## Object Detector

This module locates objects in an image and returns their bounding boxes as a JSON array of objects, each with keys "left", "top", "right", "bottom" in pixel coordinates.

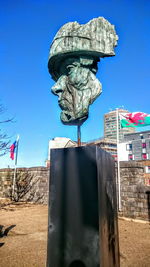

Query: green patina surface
[{"left": 48, "top": 17, "right": 118, "bottom": 125}]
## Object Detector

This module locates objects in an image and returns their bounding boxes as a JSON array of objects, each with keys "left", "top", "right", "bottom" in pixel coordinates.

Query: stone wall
[
  {"left": 0, "top": 167, "right": 49, "bottom": 204},
  {"left": 119, "top": 161, "right": 150, "bottom": 221},
  {"left": 0, "top": 162, "right": 150, "bottom": 221}
]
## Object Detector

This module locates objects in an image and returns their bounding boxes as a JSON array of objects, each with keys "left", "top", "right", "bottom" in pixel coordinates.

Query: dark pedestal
[{"left": 47, "top": 146, "right": 120, "bottom": 267}]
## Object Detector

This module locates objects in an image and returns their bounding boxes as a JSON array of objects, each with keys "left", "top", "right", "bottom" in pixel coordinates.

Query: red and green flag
[{"left": 120, "top": 112, "right": 150, "bottom": 128}]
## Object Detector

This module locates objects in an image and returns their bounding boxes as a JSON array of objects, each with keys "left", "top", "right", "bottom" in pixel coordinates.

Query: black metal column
[{"left": 47, "top": 146, "right": 120, "bottom": 267}]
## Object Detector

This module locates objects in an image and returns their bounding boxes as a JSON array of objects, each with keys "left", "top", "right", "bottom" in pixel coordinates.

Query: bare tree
[
  {"left": 0, "top": 104, "right": 13, "bottom": 156},
  {"left": 8, "top": 171, "right": 44, "bottom": 203},
  {"left": 11, "top": 171, "right": 35, "bottom": 202}
]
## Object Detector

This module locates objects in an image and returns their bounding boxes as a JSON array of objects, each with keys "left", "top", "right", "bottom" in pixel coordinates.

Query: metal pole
[
  {"left": 12, "top": 135, "right": 19, "bottom": 198},
  {"left": 77, "top": 125, "right": 81, "bottom": 146},
  {"left": 12, "top": 166, "right": 17, "bottom": 199},
  {"left": 116, "top": 109, "right": 121, "bottom": 211}
]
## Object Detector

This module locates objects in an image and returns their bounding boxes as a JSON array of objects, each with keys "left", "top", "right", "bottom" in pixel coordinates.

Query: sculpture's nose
[
  {"left": 51, "top": 76, "right": 64, "bottom": 100},
  {"left": 51, "top": 83, "right": 62, "bottom": 96}
]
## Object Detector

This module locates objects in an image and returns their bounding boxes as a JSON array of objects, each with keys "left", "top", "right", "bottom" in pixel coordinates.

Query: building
[
  {"left": 84, "top": 138, "right": 117, "bottom": 160},
  {"left": 46, "top": 137, "right": 117, "bottom": 167},
  {"left": 118, "top": 130, "right": 150, "bottom": 162},
  {"left": 104, "top": 109, "right": 135, "bottom": 141},
  {"left": 46, "top": 137, "right": 77, "bottom": 167},
  {"left": 122, "top": 130, "right": 150, "bottom": 161},
  {"left": 118, "top": 131, "right": 150, "bottom": 186}
]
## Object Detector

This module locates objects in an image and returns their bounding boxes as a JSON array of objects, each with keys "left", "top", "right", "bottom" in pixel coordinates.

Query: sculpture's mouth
[
  {"left": 61, "top": 110, "right": 88, "bottom": 126},
  {"left": 58, "top": 98, "right": 71, "bottom": 109},
  {"left": 61, "top": 110, "right": 73, "bottom": 122},
  {"left": 63, "top": 112, "right": 71, "bottom": 121}
]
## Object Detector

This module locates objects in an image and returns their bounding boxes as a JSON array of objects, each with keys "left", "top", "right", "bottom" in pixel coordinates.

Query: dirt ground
[{"left": 0, "top": 203, "right": 150, "bottom": 267}]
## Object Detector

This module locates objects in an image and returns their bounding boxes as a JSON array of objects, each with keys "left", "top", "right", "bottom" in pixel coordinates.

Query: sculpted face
[
  {"left": 48, "top": 18, "right": 118, "bottom": 125},
  {"left": 51, "top": 57, "right": 102, "bottom": 125}
]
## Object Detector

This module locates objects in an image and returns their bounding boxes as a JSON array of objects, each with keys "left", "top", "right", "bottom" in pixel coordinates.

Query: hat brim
[{"left": 48, "top": 50, "right": 114, "bottom": 81}]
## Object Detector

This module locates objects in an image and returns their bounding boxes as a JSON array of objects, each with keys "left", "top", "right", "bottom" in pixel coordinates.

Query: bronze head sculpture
[{"left": 48, "top": 17, "right": 118, "bottom": 125}]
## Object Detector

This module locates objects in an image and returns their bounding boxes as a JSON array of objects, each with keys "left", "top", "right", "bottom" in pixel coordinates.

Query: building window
[
  {"left": 128, "top": 154, "right": 133, "bottom": 161},
  {"left": 126, "top": 143, "right": 132, "bottom": 150},
  {"left": 142, "top": 153, "right": 147, "bottom": 160},
  {"left": 142, "top": 143, "right": 146, "bottom": 148}
]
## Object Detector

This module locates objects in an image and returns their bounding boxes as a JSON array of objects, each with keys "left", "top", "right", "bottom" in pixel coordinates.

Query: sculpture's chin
[{"left": 61, "top": 111, "right": 88, "bottom": 126}]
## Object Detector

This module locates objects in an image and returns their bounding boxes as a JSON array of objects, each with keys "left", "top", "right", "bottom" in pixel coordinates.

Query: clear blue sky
[{"left": 0, "top": 0, "right": 150, "bottom": 167}]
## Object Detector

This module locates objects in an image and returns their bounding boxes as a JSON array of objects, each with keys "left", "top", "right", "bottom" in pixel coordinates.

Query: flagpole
[
  {"left": 116, "top": 109, "right": 121, "bottom": 211},
  {"left": 12, "top": 135, "right": 19, "bottom": 199}
]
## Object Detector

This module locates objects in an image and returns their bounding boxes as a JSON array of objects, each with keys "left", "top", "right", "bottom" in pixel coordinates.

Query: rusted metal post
[{"left": 77, "top": 125, "right": 81, "bottom": 146}]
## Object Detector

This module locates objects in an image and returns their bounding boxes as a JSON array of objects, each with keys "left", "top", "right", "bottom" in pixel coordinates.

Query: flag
[
  {"left": 120, "top": 112, "right": 150, "bottom": 128},
  {"left": 10, "top": 141, "right": 17, "bottom": 160}
]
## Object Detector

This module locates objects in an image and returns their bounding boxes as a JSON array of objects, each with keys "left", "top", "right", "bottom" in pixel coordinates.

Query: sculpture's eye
[{"left": 67, "top": 64, "right": 74, "bottom": 74}]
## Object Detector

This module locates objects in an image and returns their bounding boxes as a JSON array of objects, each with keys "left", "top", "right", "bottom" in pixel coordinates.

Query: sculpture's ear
[{"left": 66, "top": 64, "right": 74, "bottom": 75}]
